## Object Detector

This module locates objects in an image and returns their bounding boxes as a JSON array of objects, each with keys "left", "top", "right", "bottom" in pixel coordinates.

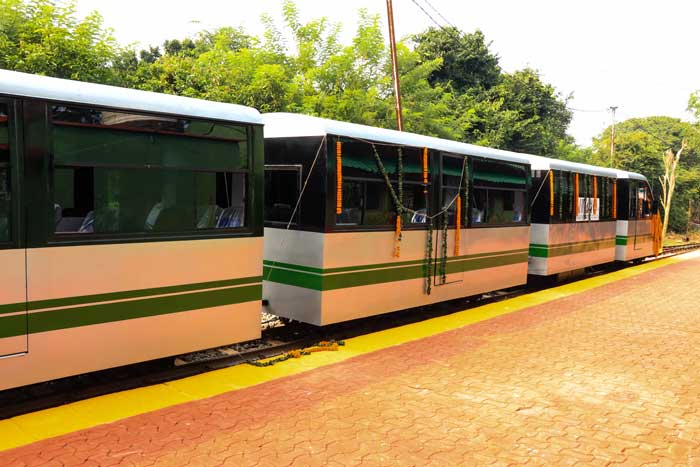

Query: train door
[{"left": 0, "top": 99, "right": 28, "bottom": 357}]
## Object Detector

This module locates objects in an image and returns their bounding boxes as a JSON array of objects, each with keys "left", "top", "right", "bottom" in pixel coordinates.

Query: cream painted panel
[
  {"left": 320, "top": 263, "right": 527, "bottom": 325},
  {"left": 322, "top": 226, "right": 530, "bottom": 270},
  {"left": 546, "top": 248, "right": 616, "bottom": 275},
  {"left": 264, "top": 228, "right": 325, "bottom": 269},
  {"left": 0, "top": 302, "right": 260, "bottom": 390},
  {"left": 0, "top": 336, "right": 26, "bottom": 357},
  {"left": 0, "top": 249, "right": 25, "bottom": 307},
  {"left": 548, "top": 221, "right": 616, "bottom": 245},
  {"left": 27, "top": 237, "right": 262, "bottom": 302},
  {"left": 0, "top": 249, "right": 27, "bottom": 356}
]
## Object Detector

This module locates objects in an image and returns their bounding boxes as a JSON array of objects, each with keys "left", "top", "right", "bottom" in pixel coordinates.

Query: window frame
[
  {"left": 330, "top": 141, "right": 434, "bottom": 233},
  {"left": 0, "top": 98, "right": 20, "bottom": 250},
  {"left": 45, "top": 102, "right": 258, "bottom": 245},
  {"left": 264, "top": 164, "right": 302, "bottom": 227},
  {"left": 469, "top": 157, "right": 529, "bottom": 229}
]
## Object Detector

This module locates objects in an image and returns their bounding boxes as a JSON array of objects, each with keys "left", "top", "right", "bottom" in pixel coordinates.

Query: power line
[
  {"left": 566, "top": 107, "right": 608, "bottom": 113},
  {"left": 420, "top": 0, "right": 456, "bottom": 30},
  {"left": 408, "top": 0, "right": 444, "bottom": 31}
]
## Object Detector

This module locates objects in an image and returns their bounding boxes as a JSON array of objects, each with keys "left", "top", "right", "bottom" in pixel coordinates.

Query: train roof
[
  {"left": 522, "top": 154, "right": 620, "bottom": 178},
  {"left": 262, "top": 113, "right": 532, "bottom": 165},
  {"left": 0, "top": 69, "right": 263, "bottom": 125},
  {"left": 611, "top": 169, "right": 648, "bottom": 182}
]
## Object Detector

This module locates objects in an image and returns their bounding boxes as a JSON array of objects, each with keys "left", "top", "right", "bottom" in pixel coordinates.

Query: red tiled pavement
[{"left": 3, "top": 256, "right": 700, "bottom": 466}]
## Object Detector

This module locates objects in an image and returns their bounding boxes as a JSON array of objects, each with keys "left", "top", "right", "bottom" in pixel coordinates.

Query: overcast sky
[{"left": 75, "top": 0, "right": 699, "bottom": 146}]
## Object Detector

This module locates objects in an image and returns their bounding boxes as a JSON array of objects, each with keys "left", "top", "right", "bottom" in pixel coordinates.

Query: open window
[
  {"left": 334, "top": 141, "right": 428, "bottom": 228},
  {"left": 265, "top": 165, "right": 301, "bottom": 225},
  {"left": 470, "top": 158, "right": 528, "bottom": 226},
  {"left": 440, "top": 154, "right": 466, "bottom": 226}
]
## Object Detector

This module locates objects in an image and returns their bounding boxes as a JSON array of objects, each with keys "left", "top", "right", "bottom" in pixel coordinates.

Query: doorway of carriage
[{"left": 0, "top": 99, "right": 28, "bottom": 357}]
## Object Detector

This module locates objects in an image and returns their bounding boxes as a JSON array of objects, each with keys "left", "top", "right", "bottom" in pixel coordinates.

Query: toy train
[{"left": 0, "top": 70, "right": 661, "bottom": 390}]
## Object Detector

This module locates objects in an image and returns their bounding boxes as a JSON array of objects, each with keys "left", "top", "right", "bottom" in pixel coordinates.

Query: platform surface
[{"left": 2, "top": 251, "right": 700, "bottom": 466}]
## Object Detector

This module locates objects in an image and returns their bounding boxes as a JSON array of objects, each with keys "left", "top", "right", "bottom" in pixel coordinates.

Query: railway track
[{"left": 1, "top": 243, "right": 698, "bottom": 420}]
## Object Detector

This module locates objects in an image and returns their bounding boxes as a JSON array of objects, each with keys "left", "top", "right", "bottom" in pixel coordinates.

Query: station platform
[{"left": 1, "top": 251, "right": 700, "bottom": 466}]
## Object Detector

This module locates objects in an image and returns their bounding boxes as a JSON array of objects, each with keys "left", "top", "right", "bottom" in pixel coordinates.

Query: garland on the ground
[{"left": 247, "top": 340, "right": 346, "bottom": 367}]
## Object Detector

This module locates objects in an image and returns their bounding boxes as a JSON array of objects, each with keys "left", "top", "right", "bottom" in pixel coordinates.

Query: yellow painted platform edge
[{"left": 0, "top": 252, "right": 693, "bottom": 452}]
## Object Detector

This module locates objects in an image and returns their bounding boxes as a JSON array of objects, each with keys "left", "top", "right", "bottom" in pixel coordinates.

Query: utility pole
[
  {"left": 386, "top": 0, "right": 404, "bottom": 131},
  {"left": 609, "top": 106, "right": 618, "bottom": 167}
]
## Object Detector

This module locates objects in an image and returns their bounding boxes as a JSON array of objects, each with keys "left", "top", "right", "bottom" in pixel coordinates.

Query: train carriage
[
  {"left": 527, "top": 156, "right": 619, "bottom": 277},
  {"left": 262, "top": 113, "right": 532, "bottom": 326},
  {"left": 613, "top": 169, "right": 656, "bottom": 261},
  {"left": 0, "top": 70, "right": 264, "bottom": 390}
]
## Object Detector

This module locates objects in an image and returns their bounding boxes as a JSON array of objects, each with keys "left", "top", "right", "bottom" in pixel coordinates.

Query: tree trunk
[{"left": 659, "top": 139, "right": 687, "bottom": 244}]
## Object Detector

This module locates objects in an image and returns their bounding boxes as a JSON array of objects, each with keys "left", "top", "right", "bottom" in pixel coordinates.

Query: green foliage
[
  {"left": 412, "top": 27, "right": 500, "bottom": 92},
  {"left": 0, "top": 0, "right": 124, "bottom": 83},
  {"left": 689, "top": 91, "right": 700, "bottom": 120},
  {"left": 591, "top": 116, "right": 700, "bottom": 231},
  {"left": 0, "top": 0, "right": 577, "bottom": 161}
]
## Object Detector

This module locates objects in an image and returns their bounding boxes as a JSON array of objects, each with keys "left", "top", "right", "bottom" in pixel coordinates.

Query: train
[{"left": 0, "top": 70, "right": 662, "bottom": 390}]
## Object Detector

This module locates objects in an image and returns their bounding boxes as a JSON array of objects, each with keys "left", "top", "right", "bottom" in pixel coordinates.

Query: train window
[
  {"left": 638, "top": 184, "right": 652, "bottom": 218},
  {"left": 0, "top": 105, "right": 10, "bottom": 242},
  {"left": 628, "top": 181, "right": 638, "bottom": 220},
  {"left": 335, "top": 141, "right": 427, "bottom": 228},
  {"left": 472, "top": 189, "right": 526, "bottom": 225},
  {"left": 337, "top": 180, "right": 363, "bottom": 225},
  {"left": 54, "top": 168, "right": 245, "bottom": 234},
  {"left": 441, "top": 154, "right": 466, "bottom": 225},
  {"left": 50, "top": 105, "right": 249, "bottom": 236},
  {"left": 471, "top": 158, "right": 528, "bottom": 226},
  {"left": 265, "top": 167, "right": 301, "bottom": 224}
]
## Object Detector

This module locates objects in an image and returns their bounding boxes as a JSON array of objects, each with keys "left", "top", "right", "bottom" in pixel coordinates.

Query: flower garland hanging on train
[{"left": 369, "top": 143, "right": 469, "bottom": 295}]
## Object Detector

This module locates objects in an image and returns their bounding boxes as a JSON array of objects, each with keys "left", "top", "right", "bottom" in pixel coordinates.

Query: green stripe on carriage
[
  {"left": 263, "top": 249, "right": 529, "bottom": 275},
  {"left": 616, "top": 234, "right": 653, "bottom": 246},
  {"left": 529, "top": 238, "right": 616, "bottom": 258},
  {"left": 0, "top": 284, "right": 262, "bottom": 338},
  {"left": 263, "top": 250, "right": 528, "bottom": 291},
  {"left": 0, "top": 276, "right": 262, "bottom": 316}
]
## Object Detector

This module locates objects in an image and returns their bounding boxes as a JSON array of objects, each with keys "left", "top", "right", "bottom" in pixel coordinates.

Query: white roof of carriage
[
  {"left": 0, "top": 69, "right": 262, "bottom": 124},
  {"left": 263, "top": 112, "right": 532, "bottom": 165},
  {"left": 611, "top": 168, "right": 648, "bottom": 182},
  {"left": 521, "top": 154, "right": 621, "bottom": 178}
]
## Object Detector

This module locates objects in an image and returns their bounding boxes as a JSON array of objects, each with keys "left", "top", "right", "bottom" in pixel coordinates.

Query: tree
[
  {"left": 659, "top": 140, "right": 687, "bottom": 240},
  {"left": 412, "top": 27, "right": 500, "bottom": 93},
  {"left": 591, "top": 117, "right": 700, "bottom": 232},
  {"left": 689, "top": 91, "right": 700, "bottom": 120},
  {"left": 455, "top": 68, "right": 573, "bottom": 156},
  {"left": 0, "top": 0, "right": 125, "bottom": 84}
]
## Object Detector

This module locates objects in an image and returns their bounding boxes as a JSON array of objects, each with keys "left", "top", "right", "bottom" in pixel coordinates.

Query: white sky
[{"left": 75, "top": 0, "right": 699, "bottom": 146}]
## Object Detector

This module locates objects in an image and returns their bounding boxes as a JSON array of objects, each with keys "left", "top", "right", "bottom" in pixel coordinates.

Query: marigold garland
[
  {"left": 549, "top": 170, "right": 554, "bottom": 217},
  {"left": 335, "top": 141, "right": 342, "bottom": 215},
  {"left": 612, "top": 180, "right": 617, "bottom": 219},
  {"left": 574, "top": 173, "right": 580, "bottom": 218},
  {"left": 455, "top": 194, "right": 461, "bottom": 256},
  {"left": 593, "top": 176, "right": 598, "bottom": 215},
  {"left": 422, "top": 147, "right": 429, "bottom": 187},
  {"left": 247, "top": 340, "right": 346, "bottom": 367}
]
